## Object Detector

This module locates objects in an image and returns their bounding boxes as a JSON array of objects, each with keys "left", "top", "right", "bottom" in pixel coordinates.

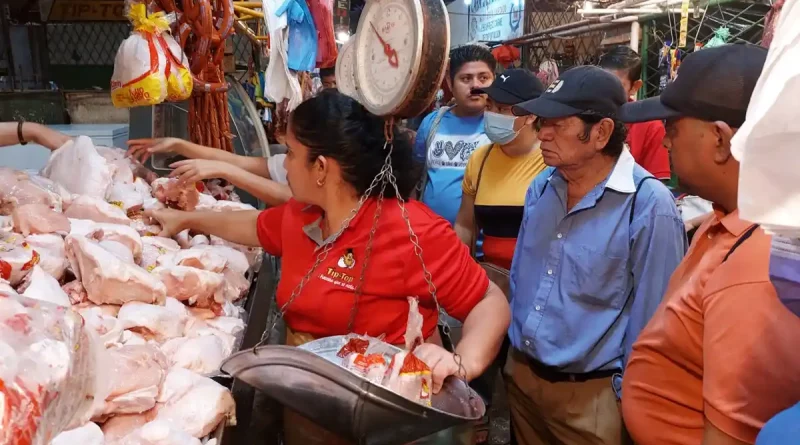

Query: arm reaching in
[
  {"left": 169, "top": 159, "right": 291, "bottom": 206},
  {"left": 454, "top": 194, "right": 476, "bottom": 248},
  {"left": 0, "top": 122, "right": 72, "bottom": 150},
  {"left": 127, "top": 138, "right": 272, "bottom": 178},
  {"left": 146, "top": 208, "right": 261, "bottom": 247}
]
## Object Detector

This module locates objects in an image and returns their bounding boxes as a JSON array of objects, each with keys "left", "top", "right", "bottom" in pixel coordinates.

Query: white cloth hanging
[
  {"left": 731, "top": 0, "right": 800, "bottom": 237},
  {"left": 262, "top": 0, "right": 303, "bottom": 110}
]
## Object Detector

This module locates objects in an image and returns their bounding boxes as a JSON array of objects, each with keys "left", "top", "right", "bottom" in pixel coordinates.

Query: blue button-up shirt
[{"left": 509, "top": 148, "right": 687, "bottom": 373}]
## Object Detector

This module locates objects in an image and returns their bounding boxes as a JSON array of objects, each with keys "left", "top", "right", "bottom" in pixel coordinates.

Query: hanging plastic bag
[
  {"left": 307, "top": 0, "right": 337, "bottom": 69},
  {"left": 157, "top": 33, "right": 193, "bottom": 102},
  {"left": 277, "top": 0, "right": 318, "bottom": 72},
  {"left": 110, "top": 3, "right": 172, "bottom": 108}
]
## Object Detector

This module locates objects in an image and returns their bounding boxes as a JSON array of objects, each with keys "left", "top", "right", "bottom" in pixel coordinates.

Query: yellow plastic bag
[
  {"left": 157, "top": 33, "right": 193, "bottom": 102},
  {"left": 110, "top": 4, "right": 171, "bottom": 108}
]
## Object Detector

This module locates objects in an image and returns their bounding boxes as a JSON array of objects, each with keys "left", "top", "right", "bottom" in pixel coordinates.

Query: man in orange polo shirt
[{"left": 619, "top": 44, "right": 800, "bottom": 445}]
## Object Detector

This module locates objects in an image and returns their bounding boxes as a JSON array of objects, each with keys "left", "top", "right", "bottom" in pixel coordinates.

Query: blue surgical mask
[
  {"left": 484, "top": 111, "right": 520, "bottom": 145},
  {"left": 770, "top": 235, "right": 800, "bottom": 318}
]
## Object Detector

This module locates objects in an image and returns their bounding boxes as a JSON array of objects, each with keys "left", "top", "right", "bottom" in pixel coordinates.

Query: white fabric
[
  {"left": 267, "top": 154, "right": 288, "bottom": 185},
  {"left": 732, "top": 0, "right": 800, "bottom": 236},
  {"left": 604, "top": 147, "right": 636, "bottom": 194},
  {"left": 262, "top": 0, "right": 303, "bottom": 110}
]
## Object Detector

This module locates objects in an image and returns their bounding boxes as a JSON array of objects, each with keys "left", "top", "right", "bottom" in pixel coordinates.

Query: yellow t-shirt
[{"left": 462, "top": 142, "right": 546, "bottom": 268}]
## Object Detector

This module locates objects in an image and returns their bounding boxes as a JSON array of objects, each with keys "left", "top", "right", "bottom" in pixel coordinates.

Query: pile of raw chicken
[{"left": 0, "top": 136, "right": 264, "bottom": 445}]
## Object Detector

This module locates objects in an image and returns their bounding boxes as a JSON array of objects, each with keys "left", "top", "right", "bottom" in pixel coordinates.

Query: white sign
[{"left": 467, "top": 0, "right": 524, "bottom": 42}]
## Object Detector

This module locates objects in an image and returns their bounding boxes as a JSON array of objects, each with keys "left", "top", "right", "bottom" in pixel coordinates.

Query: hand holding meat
[
  {"left": 413, "top": 343, "right": 469, "bottom": 394},
  {"left": 145, "top": 208, "right": 187, "bottom": 238},
  {"left": 169, "top": 159, "right": 232, "bottom": 185}
]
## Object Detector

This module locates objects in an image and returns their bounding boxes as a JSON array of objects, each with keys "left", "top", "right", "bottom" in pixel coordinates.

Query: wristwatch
[{"left": 17, "top": 121, "right": 27, "bottom": 145}]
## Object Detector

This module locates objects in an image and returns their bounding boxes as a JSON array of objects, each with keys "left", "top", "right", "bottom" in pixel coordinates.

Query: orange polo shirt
[
  {"left": 622, "top": 208, "right": 800, "bottom": 445},
  {"left": 256, "top": 199, "right": 489, "bottom": 345}
]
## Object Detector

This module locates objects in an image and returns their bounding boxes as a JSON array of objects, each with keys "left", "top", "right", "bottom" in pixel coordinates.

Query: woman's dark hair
[
  {"left": 598, "top": 46, "right": 642, "bottom": 84},
  {"left": 289, "top": 90, "right": 416, "bottom": 199},
  {"left": 577, "top": 114, "right": 628, "bottom": 158},
  {"left": 449, "top": 44, "right": 497, "bottom": 82},
  {"left": 319, "top": 67, "right": 335, "bottom": 78}
]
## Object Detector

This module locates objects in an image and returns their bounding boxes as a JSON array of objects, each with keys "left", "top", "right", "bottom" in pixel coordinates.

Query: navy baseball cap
[
  {"left": 513, "top": 65, "right": 627, "bottom": 118},
  {"left": 619, "top": 44, "right": 768, "bottom": 127},
  {"left": 473, "top": 69, "right": 545, "bottom": 105}
]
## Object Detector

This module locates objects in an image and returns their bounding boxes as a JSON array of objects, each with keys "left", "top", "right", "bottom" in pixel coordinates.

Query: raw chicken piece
[
  {"left": 108, "top": 181, "right": 145, "bottom": 214},
  {"left": 156, "top": 248, "right": 227, "bottom": 273},
  {"left": 210, "top": 200, "right": 256, "bottom": 212},
  {"left": 183, "top": 318, "right": 237, "bottom": 356},
  {"left": 151, "top": 178, "right": 199, "bottom": 212},
  {"left": 98, "top": 240, "right": 136, "bottom": 264},
  {"left": 25, "top": 233, "right": 68, "bottom": 280},
  {"left": 66, "top": 235, "right": 166, "bottom": 306},
  {"left": 51, "top": 422, "right": 105, "bottom": 445},
  {"left": 101, "top": 411, "right": 155, "bottom": 442},
  {"left": 118, "top": 330, "right": 149, "bottom": 346},
  {"left": 117, "top": 298, "right": 189, "bottom": 342},
  {"left": 0, "top": 278, "right": 17, "bottom": 296},
  {"left": 96, "top": 146, "right": 136, "bottom": 184},
  {"left": 0, "top": 167, "right": 65, "bottom": 215},
  {"left": 18, "top": 265, "right": 71, "bottom": 306},
  {"left": 210, "top": 235, "right": 262, "bottom": 270},
  {"left": 205, "top": 316, "right": 245, "bottom": 337},
  {"left": 140, "top": 237, "right": 180, "bottom": 271},
  {"left": 65, "top": 195, "right": 131, "bottom": 225},
  {"left": 203, "top": 245, "right": 248, "bottom": 276},
  {"left": 0, "top": 234, "right": 39, "bottom": 285},
  {"left": 220, "top": 268, "right": 249, "bottom": 302},
  {"left": 155, "top": 368, "right": 236, "bottom": 438},
  {"left": 133, "top": 178, "right": 153, "bottom": 201},
  {"left": 130, "top": 217, "right": 162, "bottom": 237},
  {"left": 153, "top": 266, "right": 224, "bottom": 308},
  {"left": 189, "top": 235, "right": 209, "bottom": 247},
  {"left": 80, "top": 306, "right": 123, "bottom": 346},
  {"left": 160, "top": 335, "right": 227, "bottom": 374},
  {"left": 64, "top": 280, "right": 89, "bottom": 304},
  {"left": 43, "top": 136, "right": 116, "bottom": 199},
  {"left": 115, "top": 419, "right": 201, "bottom": 445},
  {"left": 195, "top": 193, "right": 217, "bottom": 210},
  {"left": 69, "top": 218, "right": 97, "bottom": 237},
  {"left": 11, "top": 203, "right": 70, "bottom": 236},
  {"left": 142, "top": 197, "right": 165, "bottom": 212},
  {"left": 27, "top": 174, "right": 73, "bottom": 209},
  {"left": 202, "top": 179, "right": 238, "bottom": 202},
  {"left": 0, "top": 215, "right": 12, "bottom": 230},
  {"left": 174, "top": 230, "right": 191, "bottom": 249},
  {"left": 99, "top": 345, "right": 169, "bottom": 417},
  {"left": 87, "top": 223, "right": 143, "bottom": 262}
]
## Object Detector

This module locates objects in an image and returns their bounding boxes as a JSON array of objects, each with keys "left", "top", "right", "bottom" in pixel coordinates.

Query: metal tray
[{"left": 221, "top": 335, "right": 485, "bottom": 445}]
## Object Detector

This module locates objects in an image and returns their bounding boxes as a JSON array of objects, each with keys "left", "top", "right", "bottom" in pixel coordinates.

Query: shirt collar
[
  {"left": 711, "top": 206, "right": 756, "bottom": 236},
  {"left": 603, "top": 147, "right": 637, "bottom": 194}
]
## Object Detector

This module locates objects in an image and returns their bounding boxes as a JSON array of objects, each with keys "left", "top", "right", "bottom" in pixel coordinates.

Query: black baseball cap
[
  {"left": 473, "top": 69, "right": 545, "bottom": 105},
  {"left": 619, "top": 44, "right": 768, "bottom": 127},
  {"left": 513, "top": 65, "right": 627, "bottom": 118}
]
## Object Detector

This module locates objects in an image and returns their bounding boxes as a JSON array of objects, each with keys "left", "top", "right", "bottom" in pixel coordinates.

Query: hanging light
[
  {"left": 336, "top": 31, "right": 351, "bottom": 44},
  {"left": 464, "top": 0, "right": 472, "bottom": 6}
]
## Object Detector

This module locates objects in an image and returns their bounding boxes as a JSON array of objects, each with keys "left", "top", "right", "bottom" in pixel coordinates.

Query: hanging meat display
[{"left": 150, "top": 0, "right": 236, "bottom": 152}]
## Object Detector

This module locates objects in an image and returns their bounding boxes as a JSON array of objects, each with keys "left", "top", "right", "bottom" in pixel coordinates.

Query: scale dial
[
  {"left": 335, "top": 40, "right": 361, "bottom": 101},
  {"left": 353, "top": 0, "right": 449, "bottom": 117}
]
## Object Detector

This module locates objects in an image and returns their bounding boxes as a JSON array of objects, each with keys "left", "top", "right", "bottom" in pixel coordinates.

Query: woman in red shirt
[{"left": 146, "top": 90, "right": 510, "bottom": 396}]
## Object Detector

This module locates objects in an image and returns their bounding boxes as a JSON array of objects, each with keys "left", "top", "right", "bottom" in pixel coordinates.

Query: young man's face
[
  {"left": 450, "top": 61, "right": 494, "bottom": 114},
  {"left": 321, "top": 75, "right": 337, "bottom": 90}
]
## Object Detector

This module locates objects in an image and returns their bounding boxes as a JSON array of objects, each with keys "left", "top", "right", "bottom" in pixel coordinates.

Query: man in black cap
[
  {"left": 504, "top": 65, "right": 686, "bottom": 445},
  {"left": 622, "top": 44, "right": 800, "bottom": 445}
]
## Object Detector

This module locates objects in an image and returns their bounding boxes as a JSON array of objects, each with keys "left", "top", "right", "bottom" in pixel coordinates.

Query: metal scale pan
[{"left": 221, "top": 335, "right": 485, "bottom": 445}]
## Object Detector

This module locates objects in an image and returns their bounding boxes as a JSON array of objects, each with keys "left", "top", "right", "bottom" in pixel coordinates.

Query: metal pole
[{"left": 639, "top": 22, "right": 649, "bottom": 99}]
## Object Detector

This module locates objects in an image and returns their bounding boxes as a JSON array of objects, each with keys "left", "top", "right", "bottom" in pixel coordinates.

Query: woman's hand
[
  {"left": 144, "top": 208, "right": 188, "bottom": 238},
  {"left": 169, "top": 159, "right": 231, "bottom": 185},
  {"left": 127, "top": 137, "right": 185, "bottom": 163},
  {"left": 414, "top": 343, "right": 475, "bottom": 394}
]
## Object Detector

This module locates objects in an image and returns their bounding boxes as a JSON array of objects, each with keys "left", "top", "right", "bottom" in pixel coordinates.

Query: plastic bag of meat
[
  {"left": 0, "top": 232, "right": 41, "bottom": 286},
  {"left": 43, "top": 136, "right": 116, "bottom": 200},
  {"left": 382, "top": 297, "right": 432, "bottom": 407},
  {"left": 157, "top": 33, "right": 193, "bottom": 102},
  {"left": 0, "top": 293, "right": 101, "bottom": 445},
  {"left": 111, "top": 3, "right": 171, "bottom": 108}
]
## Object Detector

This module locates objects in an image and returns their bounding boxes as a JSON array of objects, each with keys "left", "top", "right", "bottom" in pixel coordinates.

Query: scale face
[
  {"left": 352, "top": 0, "right": 449, "bottom": 117},
  {"left": 335, "top": 40, "right": 361, "bottom": 101}
]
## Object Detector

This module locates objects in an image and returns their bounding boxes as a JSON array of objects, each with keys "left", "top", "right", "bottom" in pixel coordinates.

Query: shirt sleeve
[
  {"left": 461, "top": 147, "right": 483, "bottom": 197},
  {"left": 404, "top": 215, "right": 489, "bottom": 322},
  {"left": 625, "top": 187, "right": 687, "bottom": 365},
  {"left": 267, "top": 154, "right": 288, "bottom": 185},
  {"left": 640, "top": 122, "right": 670, "bottom": 179},
  {"left": 703, "top": 282, "right": 800, "bottom": 443},
  {"left": 256, "top": 203, "right": 287, "bottom": 256}
]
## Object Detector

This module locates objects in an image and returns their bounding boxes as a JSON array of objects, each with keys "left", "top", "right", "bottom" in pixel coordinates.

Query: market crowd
[{"left": 3, "top": 40, "right": 798, "bottom": 445}]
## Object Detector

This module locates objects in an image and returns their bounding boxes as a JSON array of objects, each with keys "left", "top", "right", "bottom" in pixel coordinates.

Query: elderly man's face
[{"left": 535, "top": 116, "right": 611, "bottom": 168}]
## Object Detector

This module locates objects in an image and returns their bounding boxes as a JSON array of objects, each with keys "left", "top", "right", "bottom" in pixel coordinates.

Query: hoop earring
[{"left": 316, "top": 178, "right": 325, "bottom": 187}]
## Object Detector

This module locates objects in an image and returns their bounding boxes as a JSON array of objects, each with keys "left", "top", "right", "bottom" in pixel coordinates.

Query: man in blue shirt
[
  {"left": 505, "top": 66, "right": 687, "bottom": 445},
  {"left": 413, "top": 44, "right": 496, "bottom": 225}
]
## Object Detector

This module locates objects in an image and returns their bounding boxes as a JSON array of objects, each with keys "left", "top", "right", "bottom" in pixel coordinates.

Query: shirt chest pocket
[{"left": 561, "top": 244, "right": 628, "bottom": 310}]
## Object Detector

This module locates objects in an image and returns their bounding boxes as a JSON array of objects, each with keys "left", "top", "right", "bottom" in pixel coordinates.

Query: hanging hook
[{"left": 384, "top": 117, "right": 395, "bottom": 146}]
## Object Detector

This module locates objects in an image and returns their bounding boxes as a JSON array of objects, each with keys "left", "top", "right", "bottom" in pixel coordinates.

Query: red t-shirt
[
  {"left": 626, "top": 120, "right": 670, "bottom": 179},
  {"left": 256, "top": 199, "right": 489, "bottom": 345}
]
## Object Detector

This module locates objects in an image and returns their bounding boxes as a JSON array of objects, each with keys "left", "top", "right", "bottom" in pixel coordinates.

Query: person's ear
[
  {"left": 630, "top": 79, "right": 643, "bottom": 98},
  {"left": 315, "top": 155, "right": 329, "bottom": 185},
  {"left": 712, "top": 121, "right": 735, "bottom": 164},
  {"left": 595, "top": 118, "right": 615, "bottom": 149}
]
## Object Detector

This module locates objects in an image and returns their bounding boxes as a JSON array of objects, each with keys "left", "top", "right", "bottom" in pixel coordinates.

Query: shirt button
[
  {"left": 547, "top": 269, "right": 553, "bottom": 275},
  {"left": 557, "top": 233, "right": 563, "bottom": 239},
  {"left": 535, "top": 305, "right": 542, "bottom": 311},
  {"left": 524, "top": 340, "right": 531, "bottom": 347}
]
